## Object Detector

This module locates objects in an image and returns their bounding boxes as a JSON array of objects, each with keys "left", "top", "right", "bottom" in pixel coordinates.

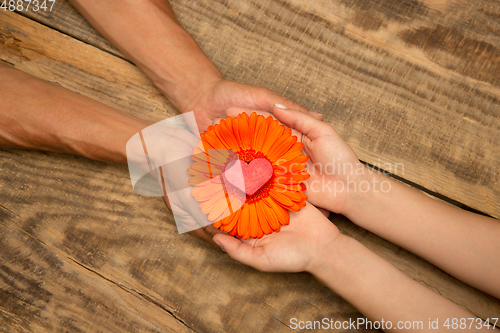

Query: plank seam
[
  {"left": 0, "top": 204, "right": 22, "bottom": 219},
  {"left": 416, "top": 279, "right": 500, "bottom": 329},
  {"left": 67, "top": 257, "right": 197, "bottom": 333},
  {"left": 361, "top": 160, "right": 494, "bottom": 218},
  {"left": 3, "top": 11, "right": 497, "bottom": 218},
  {"left": 14, "top": 11, "right": 133, "bottom": 66}
]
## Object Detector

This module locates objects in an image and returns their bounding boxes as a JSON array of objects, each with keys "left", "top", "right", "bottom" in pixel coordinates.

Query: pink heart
[{"left": 224, "top": 158, "right": 273, "bottom": 196}]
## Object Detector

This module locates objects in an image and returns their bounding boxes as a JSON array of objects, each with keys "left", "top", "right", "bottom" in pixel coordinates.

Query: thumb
[
  {"left": 272, "top": 104, "right": 332, "bottom": 141},
  {"left": 213, "top": 234, "right": 266, "bottom": 269}
]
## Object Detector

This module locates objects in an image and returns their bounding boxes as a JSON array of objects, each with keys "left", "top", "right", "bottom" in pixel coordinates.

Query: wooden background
[{"left": 1, "top": 0, "right": 499, "bottom": 332}]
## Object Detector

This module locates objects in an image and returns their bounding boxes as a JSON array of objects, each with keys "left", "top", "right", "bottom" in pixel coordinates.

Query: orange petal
[
  {"left": 208, "top": 131, "right": 230, "bottom": 150},
  {"left": 274, "top": 154, "right": 308, "bottom": 166},
  {"left": 200, "top": 133, "right": 217, "bottom": 149},
  {"left": 269, "top": 190, "right": 294, "bottom": 207},
  {"left": 192, "top": 146, "right": 204, "bottom": 154},
  {"left": 273, "top": 183, "right": 303, "bottom": 192},
  {"left": 230, "top": 117, "right": 244, "bottom": 149},
  {"left": 214, "top": 122, "right": 240, "bottom": 152},
  {"left": 217, "top": 200, "right": 234, "bottom": 222},
  {"left": 189, "top": 175, "right": 212, "bottom": 186},
  {"left": 258, "top": 201, "right": 280, "bottom": 231},
  {"left": 229, "top": 226, "right": 238, "bottom": 236},
  {"left": 238, "top": 113, "right": 252, "bottom": 150},
  {"left": 249, "top": 113, "right": 258, "bottom": 147},
  {"left": 286, "top": 202, "right": 302, "bottom": 212},
  {"left": 261, "top": 120, "right": 284, "bottom": 154},
  {"left": 191, "top": 180, "right": 223, "bottom": 198},
  {"left": 189, "top": 161, "right": 212, "bottom": 174},
  {"left": 276, "top": 172, "right": 310, "bottom": 184},
  {"left": 268, "top": 135, "right": 297, "bottom": 162},
  {"left": 281, "top": 189, "right": 304, "bottom": 202},
  {"left": 201, "top": 187, "right": 226, "bottom": 208},
  {"left": 253, "top": 115, "right": 268, "bottom": 151},
  {"left": 264, "top": 197, "right": 290, "bottom": 226},
  {"left": 238, "top": 203, "right": 250, "bottom": 239},
  {"left": 225, "top": 209, "right": 241, "bottom": 230},
  {"left": 243, "top": 226, "right": 251, "bottom": 240},
  {"left": 197, "top": 141, "right": 206, "bottom": 152},
  {"left": 227, "top": 192, "right": 244, "bottom": 212},
  {"left": 248, "top": 202, "right": 260, "bottom": 238},
  {"left": 273, "top": 150, "right": 304, "bottom": 167},
  {"left": 255, "top": 204, "right": 272, "bottom": 235}
]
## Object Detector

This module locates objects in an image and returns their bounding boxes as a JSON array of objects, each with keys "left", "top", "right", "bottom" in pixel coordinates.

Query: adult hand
[
  {"left": 62, "top": 0, "right": 315, "bottom": 245},
  {"left": 179, "top": 79, "right": 311, "bottom": 132}
]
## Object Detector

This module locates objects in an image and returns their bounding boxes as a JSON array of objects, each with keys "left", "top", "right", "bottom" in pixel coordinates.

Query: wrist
[
  {"left": 145, "top": 27, "right": 224, "bottom": 113},
  {"left": 339, "top": 166, "right": 391, "bottom": 218},
  {"left": 75, "top": 109, "right": 152, "bottom": 164},
  {"left": 320, "top": 162, "right": 370, "bottom": 215},
  {"left": 308, "top": 234, "right": 359, "bottom": 283},
  {"left": 158, "top": 73, "right": 224, "bottom": 114}
]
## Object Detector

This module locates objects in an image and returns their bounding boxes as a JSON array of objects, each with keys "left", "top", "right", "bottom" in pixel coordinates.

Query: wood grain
[
  {"left": 0, "top": 213, "right": 193, "bottom": 333},
  {"left": 13, "top": 0, "right": 500, "bottom": 218},
  {"left": 17, "top": 1, "right": 123, "bottom": 59},
  {"left": 0, "top": 10, "right": 173, "bottom": 124},
  {"left": 173, "top": 0, "right": 500, "bottom": 218},
  {"left": 0, "top": 150, "right": 369, "bottom": 332},
  {"left": 1, "top": 149, "right": 499, "bottom": 332},
  {"left": 1, "top": 4, "right": 500, "bottom": 332}
]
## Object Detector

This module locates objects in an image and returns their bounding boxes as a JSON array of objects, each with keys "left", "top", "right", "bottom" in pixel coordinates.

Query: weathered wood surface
[
  {"left": 0, "top": 12, "right": 174, "bottom": 124},
  {"left": 0, "top": 149, "right": 367, "bottom": 332},
  {"left": 1, "top": 149, "right": 499, "bottom": 332},
  {"left": 14, "top": 0, "right": 500, "bottom": 218},
  {"left": 1, "top": 1, "right": 500, "bottom": 332},
  {"left": 17, "top": 1, "right": 124, "bottom": 59}
]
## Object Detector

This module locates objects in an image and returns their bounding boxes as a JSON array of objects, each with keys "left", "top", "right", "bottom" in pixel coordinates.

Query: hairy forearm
[
  {"left": 0, "top": 64, "right": 150, "bottom": 164},
  {"left": 311, "top": 235, "right": 485, "bottom": 332},
  {"left": 68, "top": 0, "right": 223, "bottom": 112},
  {"left": 343, "top": 168, "right": 500, "bottom": 298}
]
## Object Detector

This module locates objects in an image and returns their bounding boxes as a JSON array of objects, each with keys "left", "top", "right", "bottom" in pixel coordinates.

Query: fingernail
[
  {"left": 309, "top": 110, "right": 321, "bottom": 116},
  {"left": 274, "top": 103, "right": 288, "bottom": 109},
  {"left": 213, "top": 239, "right": 225, "bottom": 252}
]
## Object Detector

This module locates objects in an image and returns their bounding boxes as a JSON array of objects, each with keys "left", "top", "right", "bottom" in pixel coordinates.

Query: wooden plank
[
  {"left": 17, "top": 0, "right": 124, "bottom": 59},
  {"left": 1, "top": 9, "right": 499, "bottom": 332},
  {"left": 0, "top": 207, "right": 193, "bottom": 332},
  {"left": 0, "top": 10, "right": 174, "bottom": 124},
  {"left": 0, "top": 150, "right": 367, "bottom": 332},
  {"left": 15, "top": 0, "right": 500, "bottom": 218},
  {"left": 0, "top": 149, "right": 498, "bottom": 332}
]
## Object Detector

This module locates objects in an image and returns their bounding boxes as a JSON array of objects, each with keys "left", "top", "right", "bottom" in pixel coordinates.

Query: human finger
[{"left": 272, "top": 105, "right": 334, "bottom": 141}]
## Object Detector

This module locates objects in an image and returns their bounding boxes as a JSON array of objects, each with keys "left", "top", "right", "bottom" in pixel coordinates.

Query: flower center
[
  {"left": 222, "top": 149, "right": 274, "bottom": 202},
  {"left": 237, "top": 149, "right": 265, "bottom": 163}
]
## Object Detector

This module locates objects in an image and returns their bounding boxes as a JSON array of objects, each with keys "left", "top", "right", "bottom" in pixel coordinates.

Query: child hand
[
  {"left": 271, "top": 105, "right": 362, "bottom": 215},
  {"left": 212, "top": 202, "right": 340, "bottom": 273},
  {"left": 223, "top": 105, "right": 361, "bottom": 214}
]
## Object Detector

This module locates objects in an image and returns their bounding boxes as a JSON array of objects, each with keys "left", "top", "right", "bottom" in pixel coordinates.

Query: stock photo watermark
[
  {"left": 126, "top": 113, "right": 405, "bottom": 234},
  {"left": 290, "top": 317, "right": 498, "bottom": 331},
  {"left": 273, "top": 158, "right": 404, "bottom": 195}
]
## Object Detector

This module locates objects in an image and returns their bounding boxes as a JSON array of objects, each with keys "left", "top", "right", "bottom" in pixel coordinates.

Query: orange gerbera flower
[{"left": 188, "top": 112, "right": 309, "bottom": 239}]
